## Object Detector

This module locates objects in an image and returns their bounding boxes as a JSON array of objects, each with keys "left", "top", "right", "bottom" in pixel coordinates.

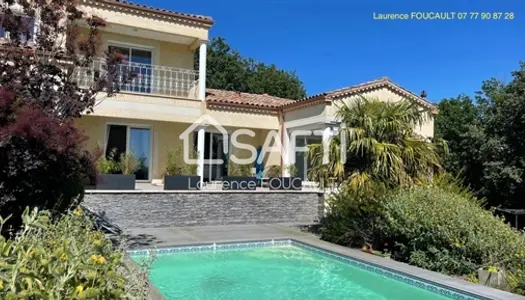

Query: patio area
[{"left": 125, "top": 223, "right": 315, "bottom": 248}]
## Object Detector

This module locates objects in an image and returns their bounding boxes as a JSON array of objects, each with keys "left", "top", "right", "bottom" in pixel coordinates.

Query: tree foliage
[
  {"left": 0, "top": 0, "right": 124, "bottom": 232},
  {"left": 196, "top": 37, "right": 306, "bottom": 100},
  {"left": 380, "top": 185, "right": 525, "bottom": 295},
  {"left": 308, "top": 97, "right": 445, "bottom": 191},
  {"left": 312, "top": 97, "right": 447, "bottom": 253},
  {"left": 316, "top": 65, "right": 525, "bottom": 295},
  {"left": 436, "top": 62, "right": 525, "bottom": 212}
]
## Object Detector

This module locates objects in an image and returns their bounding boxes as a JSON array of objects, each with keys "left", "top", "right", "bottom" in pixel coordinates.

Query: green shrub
[
  {"left": 320, "top": 181, "right": 388, "bottom": 248},
  {"left": 431, "top": 172, "right": 485, "bottom": 205},
  {"left": 166, "top": 146, "right": 198, "bottom": 176},
  {"left": 321, "top": 179, "right": 525, "bottom": 295},
  {"left": 96, "top": 148, "right": 119, "bottom": 174},
  {"left": 265, "top": 165, "right": 282, "bottom": 178},
  {"left": 228, "top": 161, "right": 252, "bottom": 176},
  {"left": 379, "top": 186, "right": 525, "bottom": 293},
  {"left": 286, "top": 164, "right": 298, "bottom": 177},
  {"left": 118, "top": 152, "right": 141, "bottom": 176},
  {"left": 0, "top": 207, "right": 150, "bottom": 299},
  {"left": 264, "top": 165, "right": 298, "bottom": 178},
  {"left": 166, "top": 148, "right": 182, "bottom": 176}
]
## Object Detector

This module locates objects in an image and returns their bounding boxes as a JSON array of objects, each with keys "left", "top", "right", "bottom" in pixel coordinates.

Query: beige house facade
[{"left": 74, "top": 1, "right": 437, "bottom": 184}]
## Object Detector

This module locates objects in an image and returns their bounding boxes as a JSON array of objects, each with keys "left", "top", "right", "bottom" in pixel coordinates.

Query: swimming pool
[{"left": 130, "top": 240, "right": 483, "bottom": 300}]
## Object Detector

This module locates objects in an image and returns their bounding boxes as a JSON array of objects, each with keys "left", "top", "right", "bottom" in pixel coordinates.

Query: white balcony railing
[{"left": 73, "top": 59, "right": 199, "bottom": 98}]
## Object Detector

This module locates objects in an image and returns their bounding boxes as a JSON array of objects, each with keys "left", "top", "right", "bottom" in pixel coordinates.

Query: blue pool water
[{"left": 132, "top": 244, "right": 471, "bottom": 300}]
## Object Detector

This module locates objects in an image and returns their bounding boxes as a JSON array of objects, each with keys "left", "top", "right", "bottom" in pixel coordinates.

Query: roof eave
[
  {"left": 89, "top": 0, "right": 215, "bottom": 27},
  {"left": 206, "top": 100, "right": 280, "bottom": 114},
  {"left": 281, "top": 93, "right": 330, "bottom": 112},
  {"left": 329, "top": 81, "right": 437, "bottom": 112}
]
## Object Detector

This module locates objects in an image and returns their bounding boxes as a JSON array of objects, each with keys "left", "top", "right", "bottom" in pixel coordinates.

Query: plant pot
[
  {"left": 164, "top": 175, "right": 200, "bottom": 190},
  {"left": 222, "top": 176, "right": 257, "bottom": 190},
  {"left": 478, "top": 268, "right": 507, "bottom": 288},
  {"left": 96, "top": 174, "right": 136, "bottom": 190},
  {"left": 268, "top": 177, "right": 302, "bottom": 190}
]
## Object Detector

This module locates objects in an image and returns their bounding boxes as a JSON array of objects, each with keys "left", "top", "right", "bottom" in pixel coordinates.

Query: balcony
[{"left": 74, "top": 59, "right": 199, "bottom": 99}]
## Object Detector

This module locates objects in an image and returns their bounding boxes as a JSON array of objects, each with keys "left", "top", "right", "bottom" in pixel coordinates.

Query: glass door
[
  {"left": 211, "top": 134, "right": 228, "bottom": 181},
  {"left": 109, "top": 45, "right": 153, "bottom": 93},
  {"left": 105, "top": 125, "right": 127, "bottom": 162},
  {"left": 294, "top": 135, "right": 322, "bottom": 180},
  {"left": 295, "top": 137, "right": 306, "bottom": 180},
  {"left": 195, "top": 132, "right": 229, "bottom": 182},
  {"left": 129, "top": 128, "right": 151, "bottom": 180},
  {"left": 106, "top": 125, "right": 152, "bottom": 181},
  {"left": 130, "top": 49, "right": 152, "bottom": 93}
]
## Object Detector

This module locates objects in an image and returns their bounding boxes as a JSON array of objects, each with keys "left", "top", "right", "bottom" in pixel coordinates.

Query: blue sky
[{"left": 137, "top": 0, "right": 522, "bottom": 102}]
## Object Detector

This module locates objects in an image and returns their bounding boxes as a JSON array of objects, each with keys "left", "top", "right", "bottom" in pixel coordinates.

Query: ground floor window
[
  {"left": 106, "top": 124, "right": 152, "bottom": 180},
  {"left": 294, "top": 135, "right": 322, "bottom": 180}
]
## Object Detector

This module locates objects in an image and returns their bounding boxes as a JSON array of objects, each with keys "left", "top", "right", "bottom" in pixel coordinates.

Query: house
[{"left": 73, "top": 1, "right": 436, "bottom": 184}]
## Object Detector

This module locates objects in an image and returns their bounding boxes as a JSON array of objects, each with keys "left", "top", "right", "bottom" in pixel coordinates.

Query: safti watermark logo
[
  {"left": 179, "top": 114, "right": 347, "bottom": 166},
  {"left": 268, "top": 177, "right": 302, "bottom": 189},
  {"left": 178, "top": 115, "right": 229, "bottom": 165}
]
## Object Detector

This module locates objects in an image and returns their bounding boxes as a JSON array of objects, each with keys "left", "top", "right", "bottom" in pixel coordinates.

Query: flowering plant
[{"left": 0, "top": 207, "right": 150, "bottom": 299}]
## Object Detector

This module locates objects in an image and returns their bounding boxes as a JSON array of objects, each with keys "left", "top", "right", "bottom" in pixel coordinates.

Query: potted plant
[
  {"left": 478, "top": 265, "right": 507, "bottom": 288},
  {"left": 267, "top": 164, "right": 302, "bottom": 190},
  {"left": 222, "top": 161, "right": 256, "bottom": 190},
  {"left": 95, "top": 149, "right": 138, "bottom": 190},
  {"left": 164, "top": 146, "right": 200, "bottom": 190}
]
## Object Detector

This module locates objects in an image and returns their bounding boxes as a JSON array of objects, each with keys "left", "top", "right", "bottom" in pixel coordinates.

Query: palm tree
[{"left": 308, "top": 96, "right": 446, "bottom": 191}]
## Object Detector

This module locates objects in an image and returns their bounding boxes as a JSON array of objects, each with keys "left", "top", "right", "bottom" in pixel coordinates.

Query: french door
[
  {"left": 294, "top": 136, "right": 322, "bottom": 181},
  {"left": 194, "top": 132, "right": 229, "bottom": 182},
  {"left": 108, "top": 44, "right": 153, "bottom": 93},
  {"left": 106, "top": 124, "right": 152, "bottom": 181}
]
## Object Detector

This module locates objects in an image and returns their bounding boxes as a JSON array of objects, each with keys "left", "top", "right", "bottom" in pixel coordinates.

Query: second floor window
[
  {"left": 0, "top": 15, "right": 35, "bottom": 42},
  {"left": 109, "top": 45, "right": 152, "bottom": 65}
]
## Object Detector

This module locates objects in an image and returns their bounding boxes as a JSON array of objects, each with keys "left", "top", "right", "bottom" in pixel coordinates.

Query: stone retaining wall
[{"left": 83, "top": 191, "right": 324, "bottom": 228}]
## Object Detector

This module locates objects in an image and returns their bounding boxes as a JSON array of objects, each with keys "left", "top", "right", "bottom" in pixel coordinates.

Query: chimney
[
  {"left": 236, "top": 91, "right": 241, "bottom": 96},
  {"left": 263, "top": 93, "right": 268, "bottom": 96},
  {"left": 420, "top": 90, "right": 427, "bottom": 98}
]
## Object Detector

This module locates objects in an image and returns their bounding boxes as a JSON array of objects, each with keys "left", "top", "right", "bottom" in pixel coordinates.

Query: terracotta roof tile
[
  {"left": 325, "top": 77, "right": 391, "bottom": 97},
  {"left": 96, "top": 0, "right": 214, "bottom": 25},
  {"left": 206, "top": 78, "right": 436, "bottom": 113},
  {"left": 282, "top": 77, "right": 436, "bottom": 111},
  {"left": 326, "top": 77, "right": 436, "bottom": 108},
  {"left": 206, "top": 89, "right": 295, "bottom": 109}
]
